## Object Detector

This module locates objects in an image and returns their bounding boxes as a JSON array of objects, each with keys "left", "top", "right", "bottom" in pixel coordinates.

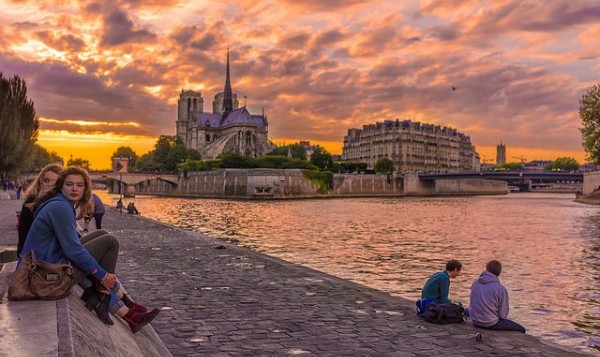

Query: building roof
[{"left": 195, "top": 107, "right": 267, "bottom": 129}]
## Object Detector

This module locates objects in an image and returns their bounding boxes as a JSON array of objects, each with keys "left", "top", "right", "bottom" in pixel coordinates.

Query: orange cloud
[{"left": 0, "top": 0, "right": 596, "bottom": 169}]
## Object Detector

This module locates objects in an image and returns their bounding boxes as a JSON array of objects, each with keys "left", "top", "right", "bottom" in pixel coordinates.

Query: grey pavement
[{"left": 0, "top": 195, "right": 595, "bottom": 356}]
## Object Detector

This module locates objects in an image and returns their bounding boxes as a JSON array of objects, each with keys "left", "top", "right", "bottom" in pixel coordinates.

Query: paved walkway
[{"left": 0, "top": 195, "right": 594, "bottom": 356}]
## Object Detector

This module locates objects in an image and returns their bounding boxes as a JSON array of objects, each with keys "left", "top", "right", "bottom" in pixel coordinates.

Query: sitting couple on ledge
[{"left": 417, "top": 259, "right": 526, "bottom": 333}]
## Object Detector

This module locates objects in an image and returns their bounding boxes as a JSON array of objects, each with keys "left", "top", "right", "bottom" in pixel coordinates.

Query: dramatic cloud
[{"left": 0, "top": 0, "right": 598, "bottom": 169}]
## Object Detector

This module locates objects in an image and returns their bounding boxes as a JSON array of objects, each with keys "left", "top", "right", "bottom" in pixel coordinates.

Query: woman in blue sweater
[{"left": 21, "top": 166, "right": 159, "bottom": 333}]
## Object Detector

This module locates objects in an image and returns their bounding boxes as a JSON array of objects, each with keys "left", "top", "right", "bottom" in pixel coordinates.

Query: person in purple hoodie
[{"left": 469, "top": 260, "right": 526, "bottom": 333}]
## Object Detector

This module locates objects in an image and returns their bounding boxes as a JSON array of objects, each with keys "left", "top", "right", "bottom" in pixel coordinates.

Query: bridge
[
  {"left": 20, "top": 172, "right": 180, "bottom": 196},
  {"left": 418, "top": 171, "right": 583, "bottom": 191}
]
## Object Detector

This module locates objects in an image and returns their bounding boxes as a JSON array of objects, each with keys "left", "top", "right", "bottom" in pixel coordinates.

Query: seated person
[
  {"left": 469, "top": 260, "right": 526, "bottom": 333},
  {"left": 417, "top": 259, "right": 462, "bottom": 315}
]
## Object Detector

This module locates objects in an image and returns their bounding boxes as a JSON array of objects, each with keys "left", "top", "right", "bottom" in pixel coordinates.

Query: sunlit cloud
[
  {"left": 40, "top": 117, "right": 142, "bottom": 128},
  {"left": 0, "top": 0, "right": 597, "bottom": 169}
]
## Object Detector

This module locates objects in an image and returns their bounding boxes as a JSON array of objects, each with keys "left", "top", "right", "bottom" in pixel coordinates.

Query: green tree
[
  {"left": 580, "top": 84, "right": 600, "bottom": 164},
  {"left": 310, "top": 146, "right": 333, "bottom": 170},
  {"left": 545, "top": 157, "right": 579, "bottom": 171},
  {"left": 67, "top": 157, "right": 91, "bottom": 171},
  {"left": 374, "top": 157, "right": 394, "bottom": 174},
  {"left": 500, "top": 162, "right": 524, "bottom": 171},
  {"left": 154, "top": 135, "right": 179, "bottom": 168},
  {"left": 24, "top": 145, "right": 62, "bottom": 172},
  {"left": 0, "top": 72, "right": 39, "bottom": 178},
  {"left": 268, "top": 144, "right": 307, "bottom": 160},
  {"left": 111, "top": 146, "right": 138, "bottom": 167},
  {"left": 134, "top": 136, "right": 202, "bottom": 172},
  {"left": 135, "top": 152, "right": 160, "bottom": 172}
]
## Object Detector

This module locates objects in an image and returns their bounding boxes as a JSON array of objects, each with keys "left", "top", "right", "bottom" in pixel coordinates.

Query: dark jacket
[{"left": 17, "top": 196, "right": 35, "bottom": 255}]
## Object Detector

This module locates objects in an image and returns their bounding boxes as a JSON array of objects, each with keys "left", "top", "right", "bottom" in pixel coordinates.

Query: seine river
[{"left": 100, "top": 192, "right": 599, "bottom": 354}]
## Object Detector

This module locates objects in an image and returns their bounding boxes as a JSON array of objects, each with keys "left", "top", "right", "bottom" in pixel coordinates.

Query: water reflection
[{"left": 101, "top": 192, "right": 600, "bottom": 354}]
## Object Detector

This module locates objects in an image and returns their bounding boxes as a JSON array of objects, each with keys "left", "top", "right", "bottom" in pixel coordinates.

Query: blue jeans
[{"left": 476, "top": 318, "right": 526, "bottom": 333}]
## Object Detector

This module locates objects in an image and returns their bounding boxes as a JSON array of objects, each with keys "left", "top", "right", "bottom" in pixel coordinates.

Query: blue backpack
[{"left": 416, "top": 298, "right": 433, "bottom": 317}]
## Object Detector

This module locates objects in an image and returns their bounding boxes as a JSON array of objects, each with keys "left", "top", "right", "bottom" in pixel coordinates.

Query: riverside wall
[
  {"left": 126, "top": 169, "right": 507, "bottom": 198},
  {"left": 582, "top": 171, "right": 600, "bottom": 195}
]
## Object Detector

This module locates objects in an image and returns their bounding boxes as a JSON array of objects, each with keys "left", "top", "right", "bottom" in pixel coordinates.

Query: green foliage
[
  {"left": 0, "top": 72, "right": 39, "bottom": 177},
  {"left": 336, "top": 161, "right": 368, "bottom": 173},
  {"left": 134, "top": 135, "right": 201, "bottom": 172},
  {"left": 545, "top": 157, "right": 579, "bottom": 171},
  {"left": 176, "top": 154, "right": 318, "bottom": 176},
  {"left": 254, "top": 156, "right": 317, "bottom": 169},
  {"left": 111, "top": 146, "right": 138, "bottom": 167},
  {"left": 268, "top": 144, "right": 307, "bottom": 160},
  {"left": 67, "top": 157, "right": 91, "bottom": 171},
  {"left": 310, "top": 146, "right": 334, "bottom": 170},
  {"left": 218, "top": 152, "right": 259, "bottom": 168},
  {"left": 499, "top": 162, "right": 524, "bottom": 171},
  {"left": 580, "top": 84, "right": 600, "bottom": 164},
  {"left": 374, "top": 157, "right": 394, "bottom": 174},
  {"left": 24, "top": 145, "right": 62, "bottom": 172},
  {"left": 135, "top": 152, "right": 161, "bottom": 172},
  {"left": 177, "top": 159, "right": 220, "bottom": 175},
  {"left": 302, "top": 170, "right": 333, "bottom": 194}
]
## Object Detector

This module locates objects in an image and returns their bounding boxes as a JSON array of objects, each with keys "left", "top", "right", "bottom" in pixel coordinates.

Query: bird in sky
[{"left": 451, "top": 85, "right": 457, "bottom": 91}]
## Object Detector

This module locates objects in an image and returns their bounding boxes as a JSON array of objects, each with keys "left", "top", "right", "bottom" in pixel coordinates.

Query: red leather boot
[
  {"left": 123, "top": 308, "right": 160, "bottom": 333},
  {"left": 121, "top": 294, "right": 148, "bottom": 313}
]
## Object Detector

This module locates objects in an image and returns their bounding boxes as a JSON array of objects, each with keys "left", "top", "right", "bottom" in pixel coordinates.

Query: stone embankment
[
  {"left": 0, "top": 195, "right": 593, "bottom": 356},
  {"left": 108, "top": 169, "right": 508, "bottom": 199},
  {"left": 575, "top": 171, "right": 600, "bottom": 205}
]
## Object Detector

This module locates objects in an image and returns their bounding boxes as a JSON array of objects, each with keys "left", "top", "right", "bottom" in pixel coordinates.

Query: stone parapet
[{"left": 0, "top": 263, "right": 171, "bottom": 357}]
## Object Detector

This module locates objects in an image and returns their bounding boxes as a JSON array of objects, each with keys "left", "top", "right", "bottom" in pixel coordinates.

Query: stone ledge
[{"left": 0, "top": 262, "right": 171, "bottom": 357}]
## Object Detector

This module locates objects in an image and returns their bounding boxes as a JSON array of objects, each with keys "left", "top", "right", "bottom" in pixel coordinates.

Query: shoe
[
  {"left": 122, "top": 294, "right": 148, "bottom": 313},
  {"left": 81, "top": 287, "right": 114, "bottom": 325},
  {"left": 123, "top": 308, "right": 160, "bottom": 334}
]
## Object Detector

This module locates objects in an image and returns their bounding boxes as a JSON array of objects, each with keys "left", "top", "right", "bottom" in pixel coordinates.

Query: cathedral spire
[{"left": 222, "top": 48, "right": 233, "bottom": 118}]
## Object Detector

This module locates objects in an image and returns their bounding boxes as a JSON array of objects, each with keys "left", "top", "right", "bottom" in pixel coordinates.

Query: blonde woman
[
  {"left": 22, "top": 166, "right": 159, "bottom": 333},
  {"left": 17, "top": 164, "right": 63, "bottom": 255}
]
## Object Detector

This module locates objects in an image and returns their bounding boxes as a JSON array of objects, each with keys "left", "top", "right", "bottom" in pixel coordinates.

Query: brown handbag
[{"left": 8, "top": 251, "right": 74, "bottom": 301}]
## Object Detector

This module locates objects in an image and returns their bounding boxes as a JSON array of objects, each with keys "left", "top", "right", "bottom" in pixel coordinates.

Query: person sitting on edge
[
  {"left": 422, "top": 259, "right": 462, "bottom": 304},
  {"left": 469, "top": 260, "right": 526, "bottom": 333},
  {"left": 416, "top": 259, "right": 462, "bottom": 316},
  {"left": 21, "top": 166, "right": 160, "bottom": 333},
  {"left": 17, "top": 163, "right": 63, "bottom": 256}
]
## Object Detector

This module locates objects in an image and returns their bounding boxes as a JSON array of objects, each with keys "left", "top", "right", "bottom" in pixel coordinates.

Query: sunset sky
[{"left": 1, "top": 0, "right": 599, "bottom": 169}]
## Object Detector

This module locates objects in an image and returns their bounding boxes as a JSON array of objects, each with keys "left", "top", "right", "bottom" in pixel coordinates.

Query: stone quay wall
[
  {"left": 127, "top": 169, "right": 507, "bottom": 199},
  {"left": 582, "top": 171, "right": 600, "bottom": 195}
]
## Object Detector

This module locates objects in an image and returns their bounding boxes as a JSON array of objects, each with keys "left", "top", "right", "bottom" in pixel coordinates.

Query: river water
[{"left": 99, "top": 192, "right": 600, "bottom": 354}]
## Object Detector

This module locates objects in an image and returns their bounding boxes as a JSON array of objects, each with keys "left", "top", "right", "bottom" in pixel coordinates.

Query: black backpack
[{"left": 423, "top": 303, "right": 466, "bottom": 324}]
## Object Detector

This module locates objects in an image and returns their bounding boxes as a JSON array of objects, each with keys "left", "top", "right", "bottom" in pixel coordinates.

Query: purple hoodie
[{"left": 469, "top": 271, "right": 509, "bottom": 327}]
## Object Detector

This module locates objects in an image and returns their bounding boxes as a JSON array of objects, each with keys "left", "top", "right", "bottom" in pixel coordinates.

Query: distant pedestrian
[
  {"left": 469, "top": 260, "right": 526, "bottom": 333},
  {"left": 116, "top": 198, "right": 124, "bottom": 213},
  {"left": 15, "top": 184, "right": 23, "bottom": 199}
]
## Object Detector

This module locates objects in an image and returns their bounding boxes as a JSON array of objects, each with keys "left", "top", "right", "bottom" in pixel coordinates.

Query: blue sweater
[
  {"left": 421, "top": 270, "right": 451, "bottom": 304},
  {"left": 21, "top": 193, "right": 107, "bottom": 281}
]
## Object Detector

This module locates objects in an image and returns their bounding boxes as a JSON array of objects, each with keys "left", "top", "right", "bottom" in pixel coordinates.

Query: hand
[{"left": 100, "top": 273, "right": 117, "bottom": 290}]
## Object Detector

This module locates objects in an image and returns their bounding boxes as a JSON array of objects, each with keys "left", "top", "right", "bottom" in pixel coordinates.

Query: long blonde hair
[
  {"left": 32, "top": 166, "right": 94, "bottom": 219},
  {"left": 23, "top": 164, "right": 63, "bottom": 201}
]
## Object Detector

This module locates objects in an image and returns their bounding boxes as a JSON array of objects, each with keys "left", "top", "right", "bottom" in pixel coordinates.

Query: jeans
[{"left": 476, "top": 318, "right": 526, "bottom": 333}]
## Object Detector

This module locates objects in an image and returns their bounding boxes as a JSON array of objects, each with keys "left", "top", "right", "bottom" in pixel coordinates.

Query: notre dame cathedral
[{"left": 176, "top": 52, "right": 274, "bottom": 159}]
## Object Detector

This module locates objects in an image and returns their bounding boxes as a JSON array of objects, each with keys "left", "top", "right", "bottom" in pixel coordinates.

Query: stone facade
[
  {"left": 176, "top": 53, "right": 273, "bottom": 159},
  {"left": 342, "top": 120, "right": 480, "bottom": 173}
]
